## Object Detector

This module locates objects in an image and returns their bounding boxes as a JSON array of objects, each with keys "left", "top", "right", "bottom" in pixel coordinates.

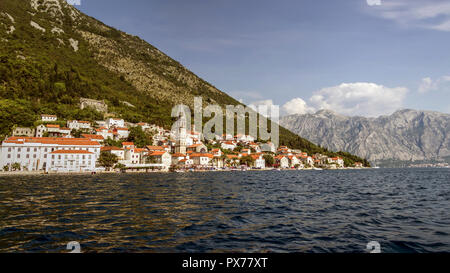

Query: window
[
  {"left": 26, "top": 154, "right": 29, "bottom": 159},
  {"left": 44, "top": 154, "right": 47, "bottom": 159},
  {"left": 17, "top": 154, "right": 20, "bottom": 159},
  {"left": 18, "top": 148, "right": 21, "bottom": 152},
  {"left": 34, "top": 148, "right": 37, "bottom": 152},
  {"left": 8, "top": 148, "right": 11, "bottom": 152},
  {"left": 33, "top": 154, "right": 37, "bottom": 159},
  {"left": 7, "top": 154, "right": 11, "bottom": 159}
]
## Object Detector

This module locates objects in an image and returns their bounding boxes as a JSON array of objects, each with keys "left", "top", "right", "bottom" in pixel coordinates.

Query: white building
[
  {"left": 0, "top": 137, "right": 101, "bottom": 172},
  {"left": 101, "top": 146, "right": 125, "bottom": 161},
  {"left": 114, "top": 127, "right": 130, "bottom": 140},
  {"left": 46, "top": 150, "right": 96, "bottom": 172},
  {"left": 251, "top": 154, "right": 266, "bottom": 169},
  {"left": 221, "top": 141, "right": 236, "bottom": 151},
  {"left": 12, "top": 127, "right": 35, "bottom": 137},
  {"left": 67, "top": 120, "right": 92, "bottom": 130},
  {"left": 106, "top": 118, "right": 125, "bottom": 129},
  {"left": 327, "top": 157, "right": 345, "bottom": 168},
  {"left": 41, "top": 114, "right": 57, "bottom": 122},
  {"left": 145, "top": 151, "right": 172, "bottom": 169},
  {"left": 95, "top": 127, "right": 114, "bottom": 140},
  {"left": 190, "top": 153, "right": 213, "bottom": 166}
]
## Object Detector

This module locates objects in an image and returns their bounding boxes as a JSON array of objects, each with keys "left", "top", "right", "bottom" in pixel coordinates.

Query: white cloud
[
  {"left": 419, "top": 75, "right": 450, "bottom": 93},
  {"left": 367, "top": 0, "right": 450, "bottom": 31},
  {"left": 248, "top": 99, "right": 279, "bottom": 118},
  {"left": 282, "top": 98, "right": 316, "bottom": 115},
  {"left": 283, "top": 82, "right": 408, "bottom": 117}
]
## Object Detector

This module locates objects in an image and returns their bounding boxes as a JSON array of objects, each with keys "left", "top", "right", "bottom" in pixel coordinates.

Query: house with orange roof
[
  {"left": 81, "top": 134, "right": 105, "bottom": 143},
  {"left": 221, "top": 141, "right": 236, "bottom": 151},
  {"left": 189, "top": 153, "right": 214, "bottom": 166},
  {"left": 327, "top": 157, "right": 344, "bottom": 168},
  {"left": 113, "top": 127, "right": 130, "bottom": 140},
  {"left": 187, "top": 143, "right": 207, "bottom": 153},
  {"left": 275, "top": 155, "right": 290, "bottom": 169},
  {"left": 250, "top": 154, "right": 266, "bottom": 169},
  {"left": 143, "top": 151, "right": 172, "bottom": 168}
]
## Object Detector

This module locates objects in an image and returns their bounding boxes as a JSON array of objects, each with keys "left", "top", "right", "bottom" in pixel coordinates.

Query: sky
[{"left": 74, "top": 0, "right": 450, "bottom": 117}]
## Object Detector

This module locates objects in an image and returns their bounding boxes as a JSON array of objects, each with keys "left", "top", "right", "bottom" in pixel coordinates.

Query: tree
[
  {"left": 263, "top": 154, "right": 274, "bottom": 167},
  {"left": 3, "top": 165, "right": 9, "bottom": 172},
  {"left": 71, "top": 129, "right": 83, "bottom": 138},
  {"left": 11, "top": 163, "right": 21, "bottom": 171},
  {"left": 114, "top": 163, "right": 126, "bottom": 170},
  {"left": 239, "top": 155, "right": 255, "bottom": 167},
  {"left": 98, "top": 151, "right": 118, "bottom": 171},
  {"left": 103, "top": 138, "right": 123, "bottom": 147},
  {"left": 127, "top": 126, "right": 152, "bottom": 148}
]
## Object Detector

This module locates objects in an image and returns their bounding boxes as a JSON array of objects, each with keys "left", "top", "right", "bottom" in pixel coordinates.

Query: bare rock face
[{"left": 280, "top": 109, "right": 450, "bottom": 165}]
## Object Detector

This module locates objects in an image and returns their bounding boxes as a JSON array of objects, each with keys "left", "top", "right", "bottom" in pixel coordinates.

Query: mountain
[
  {"left": 280, "top": 109, "right": 450, "bottom": 167},
  {"left": 0, "top": 0, "right": 368, "bottom": 166}
]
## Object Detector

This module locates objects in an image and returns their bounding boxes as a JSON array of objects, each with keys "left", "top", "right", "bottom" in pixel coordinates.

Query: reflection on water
[{"left": 0, "top": 169, "right": 449, "bottom": 253}]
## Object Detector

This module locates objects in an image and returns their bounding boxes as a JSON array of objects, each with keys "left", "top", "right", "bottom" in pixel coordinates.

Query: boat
[{"left": 312, "top": 167, "right": 323, "bottom": 171}]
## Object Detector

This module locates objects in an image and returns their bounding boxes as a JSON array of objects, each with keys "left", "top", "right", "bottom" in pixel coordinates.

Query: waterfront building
[
  {"left": 251, "top": 154, "right": 266, "bottom": 169},
  {"left": 0, "top": 137, "right": 101, "bottom": 171},
  {"left": 190, "top": 153, "right": 213, "bottom": 166},
  {"left": 101, "top": 146, "right": 125, "bottom": 161},
  {"left": 275, "top": 155, "right": 290, "bottom": 169},
  {"left": 144, "top": 151, "right": 172, "bottom": 168},
  {"left": 46, "top": 150, "right": 96, "bottom": 172}
]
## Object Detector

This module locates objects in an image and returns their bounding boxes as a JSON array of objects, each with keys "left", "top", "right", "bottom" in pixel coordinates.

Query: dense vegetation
[{"left": 0, "top": 0, "right": 370, "bottom": 166}]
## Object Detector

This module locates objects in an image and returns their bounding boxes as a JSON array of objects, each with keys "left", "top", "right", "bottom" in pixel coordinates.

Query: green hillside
[{"left": 0, "top": 0, "right": 370, "bottom": 167}]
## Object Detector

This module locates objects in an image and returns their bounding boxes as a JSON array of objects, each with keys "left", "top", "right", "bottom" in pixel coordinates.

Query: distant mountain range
[{"left": 280, "top": 109, "right": 450, "bottom": 167}]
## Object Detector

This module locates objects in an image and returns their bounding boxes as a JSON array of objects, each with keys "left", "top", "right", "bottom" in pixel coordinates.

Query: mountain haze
[
  {"left": 280, "top": 109, "right": 450, "bottom": 166},
  {"left": 0, "top": 0, "right": 368, "bottom": 165}
]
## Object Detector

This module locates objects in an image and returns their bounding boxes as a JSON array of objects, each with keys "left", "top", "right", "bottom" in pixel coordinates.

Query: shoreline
[{"left": 0, "top": 167, "right": 375, "bottom": 176}]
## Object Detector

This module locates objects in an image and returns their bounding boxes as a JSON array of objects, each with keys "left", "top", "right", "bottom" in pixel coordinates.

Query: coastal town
[{"left": 0, "top": 113, "right": 365, "bottom": 174}]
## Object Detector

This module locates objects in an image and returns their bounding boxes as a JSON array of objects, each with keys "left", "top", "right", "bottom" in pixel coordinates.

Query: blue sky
[{"left": 76, "top": 0, "right": 450, "bottom": 116}]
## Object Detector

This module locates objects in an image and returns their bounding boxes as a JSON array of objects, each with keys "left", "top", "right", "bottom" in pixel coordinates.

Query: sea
[{"left": 0, "top": 168, "right": 448, "bottom": 253}]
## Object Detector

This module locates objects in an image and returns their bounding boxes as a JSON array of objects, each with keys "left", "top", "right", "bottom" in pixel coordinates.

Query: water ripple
[{"left": 0, "top": 168, "right": 449, "bottom": 253}]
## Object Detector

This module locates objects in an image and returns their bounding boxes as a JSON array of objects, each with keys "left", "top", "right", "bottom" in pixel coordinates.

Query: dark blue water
[{"left": 0, "top": 168, "right": 449, "bottom": 253}]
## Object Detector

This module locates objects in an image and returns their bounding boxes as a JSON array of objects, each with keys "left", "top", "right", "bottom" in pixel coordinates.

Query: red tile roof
[
  {"left": 149, "top": 151, "right": 167, "bottom": 156},
  {"left": 4, "top": 137, "right": 99, "bottom": 146},
  {"left": 190, "top": 153, "right": 213, "bottom": 158},
  {"left": 146, "top": 145, "right": 164, "bottom": 150},
  {"left": 101, "top": 146, "right": 122, "bottom": 151},
  {"left": 122, "top": 142, "right": 134, "bottom": 146},
  {"left": 81, "top": 134, "right": 105, "bottom": 140}
]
